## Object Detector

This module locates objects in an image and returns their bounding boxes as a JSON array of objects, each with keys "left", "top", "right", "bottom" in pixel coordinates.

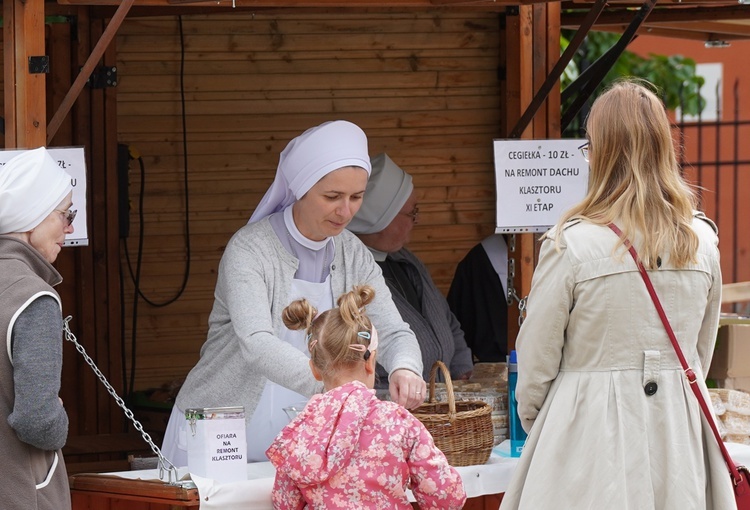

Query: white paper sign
[
  {"left": 186, "top": 409, "right": 248, "bottom": 484},
  {"left": 493, "top": 139, "right": 589, "bottom": 233},
  {"left": 0, "top": 147, "right": 88, "bottom": 246}
]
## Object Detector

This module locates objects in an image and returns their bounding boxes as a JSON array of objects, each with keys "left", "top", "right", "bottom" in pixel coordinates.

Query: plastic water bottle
[{"left": 508, "top": 350, "right": 527, "bottom": 457}]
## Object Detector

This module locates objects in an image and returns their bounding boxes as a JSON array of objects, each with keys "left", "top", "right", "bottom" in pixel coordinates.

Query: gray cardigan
[{"left": 176, "top": 218, "right": 423, "bottom": 417}]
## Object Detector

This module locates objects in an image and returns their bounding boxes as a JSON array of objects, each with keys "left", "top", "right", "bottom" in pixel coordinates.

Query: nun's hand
[{"left": 389, "top": 369, "right": 427, "bottom": 409}]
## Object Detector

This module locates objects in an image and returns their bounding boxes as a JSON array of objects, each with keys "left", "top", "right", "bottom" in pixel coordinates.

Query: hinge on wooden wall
[
  {"left": 28, "top": 56, "right": 50, "bottom": 74},
  {"left": 85, "top": 66, "right": 118, "bottom": 89}
]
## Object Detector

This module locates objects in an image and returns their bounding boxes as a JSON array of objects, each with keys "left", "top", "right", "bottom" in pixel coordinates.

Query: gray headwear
[{"left": 348, "top": 153, "right": 413, "bottom": 235}]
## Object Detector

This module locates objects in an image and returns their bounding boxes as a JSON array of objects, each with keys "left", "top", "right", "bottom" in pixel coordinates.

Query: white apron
[
  {"left": 161, "top": 276, "right": 334, "bottom": 468},
  {"left": 245, "top": 276, "right": 333, "bottom": 461}
]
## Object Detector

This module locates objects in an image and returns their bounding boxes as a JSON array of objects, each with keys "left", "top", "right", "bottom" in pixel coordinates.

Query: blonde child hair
[{"left": 282, "top": 285, "right": 377, "bottom": 379}]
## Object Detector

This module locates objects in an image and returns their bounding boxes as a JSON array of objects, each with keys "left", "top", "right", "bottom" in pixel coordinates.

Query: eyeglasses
[
  {"left": 55, "top": 208, "right": 77, "bottom": 226},
  {"left": 401, "top": 205, "right": 419, "bottom": 224},
  {"left": 578, "top": 142, "right": 590, "bottom": 162}
]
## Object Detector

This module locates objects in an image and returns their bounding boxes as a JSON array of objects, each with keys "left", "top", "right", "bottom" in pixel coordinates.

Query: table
[
  {"left": 69, "top": 477, "right": 501, "bottom": 510},
  {"left": 70, "top": 451, "right": 517, "bottom": 510},
  {"left": 70, "top": 474, "right": 199, "bottom": 509},
  {"left": 71, "top": 442, "right": 750, "bottom": 509}
]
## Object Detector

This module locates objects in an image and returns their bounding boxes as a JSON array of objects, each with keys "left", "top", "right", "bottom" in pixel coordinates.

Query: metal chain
[
  {"left": 62, "top": 316, "right": 183, "bottom": 485},
  {"left": 517, "top": 296, "right": 527, "bottom": 327},
  {"left": 506, "top": 258, "right": 517, "bottom": 306},
  {"left": 506, "top": 235, "right": 530, "bottom": 326}
]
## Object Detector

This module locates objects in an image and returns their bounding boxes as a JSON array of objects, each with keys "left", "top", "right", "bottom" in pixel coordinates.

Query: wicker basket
[{"left": 411, "top": 361, "right": 494, "bottom": 467}]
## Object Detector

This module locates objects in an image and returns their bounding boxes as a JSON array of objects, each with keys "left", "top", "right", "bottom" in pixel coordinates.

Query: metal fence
[{"left": 674, "top": 78, "right": 750, "bottom": 309}]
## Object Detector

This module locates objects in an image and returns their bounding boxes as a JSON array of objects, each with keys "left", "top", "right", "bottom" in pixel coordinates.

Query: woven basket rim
[
  {"left": 412, "top": 400, "right": 493, "bottom": 421},
  {"left": 413, "top": 361, "right": 493, "bottom": 423}
]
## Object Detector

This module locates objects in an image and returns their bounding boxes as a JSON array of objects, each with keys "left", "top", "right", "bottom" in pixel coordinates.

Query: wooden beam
[
  {"left": 46, "top": 0, "right": 135, "bottom": 144},
  {"left": 645, "top": 21, "right": 750, "bottom": 37},
  {"left": 546, "top": 1, "right": 562, "bottom": 137},
  {"left": 59, "top": 0, "right": 524, "bottom": 7},
  {"left": 594, "top": 24, "right": 749, "bottom": 41},
  {"left": 562, "top": 5, "right": 750, "bottom": 28},
  {"left": 567, "top": 0, "right": 742, "bottom": 5},
  {"left": 723, "top": 282, "right": 750, "bottom": 304},
  {"left": 509, "top": 0, "right": 605, "bottom": 138},
  {"left": 57, "top": 0, "right": 744, "bottom": 5},
  {"left": 3, "top": 0, "right": 47, "bottom": 148},
  {"left": 503, "top": 5, "right": 535, "bottom": 350}
]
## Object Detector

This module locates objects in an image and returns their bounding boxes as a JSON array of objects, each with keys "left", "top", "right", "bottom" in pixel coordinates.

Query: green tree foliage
[{"left": 561, "top": 31, "right": 705, "bottom": 135}]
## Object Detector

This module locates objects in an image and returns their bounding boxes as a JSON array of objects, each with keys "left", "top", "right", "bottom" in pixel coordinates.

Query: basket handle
[{"left": 427, "top": 360, "right": 456, "bottom": 423}]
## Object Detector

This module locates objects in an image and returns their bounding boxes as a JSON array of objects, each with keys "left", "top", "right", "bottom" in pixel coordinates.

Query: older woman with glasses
[
  {"left": 0, "top": 147, "right": 75, "bottom": 510},
  {"left": 162, "top": 121, "right": 425, "bottom": 466},
  {"left": 348, "top": 153, "right": 474, "bottom": 384}
]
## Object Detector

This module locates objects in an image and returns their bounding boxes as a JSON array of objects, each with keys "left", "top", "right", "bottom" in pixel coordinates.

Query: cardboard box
[
  {"left": 708, "top": 325, "right": 750, "bottom": 379},
  {"left": 715, "top": 378, "right": 750, "bottom": 392}
]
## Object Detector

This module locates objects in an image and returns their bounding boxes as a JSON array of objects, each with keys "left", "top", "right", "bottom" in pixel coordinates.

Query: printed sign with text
[{"left": 493, "top": 139, "right": 589, "bottom": 233}]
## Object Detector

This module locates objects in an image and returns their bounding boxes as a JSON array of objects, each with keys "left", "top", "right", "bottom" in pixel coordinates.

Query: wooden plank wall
[{"left": 116, "top": 10, "right": 504, "bottom": 390}]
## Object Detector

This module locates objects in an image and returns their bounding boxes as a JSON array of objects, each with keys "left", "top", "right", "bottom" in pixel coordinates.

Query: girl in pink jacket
[{"left": 266, "top": 285, "right": 466, "bottom": 510}]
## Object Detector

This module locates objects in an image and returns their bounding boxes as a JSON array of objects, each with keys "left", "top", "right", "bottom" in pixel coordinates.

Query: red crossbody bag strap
[{"left": 607, "top": 223, "right": 745, "bottom": 488}]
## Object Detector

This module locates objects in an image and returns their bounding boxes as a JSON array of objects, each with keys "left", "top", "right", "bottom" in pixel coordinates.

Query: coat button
[{"left": 644, "top": 381, "right": 658, "bottom": 396}]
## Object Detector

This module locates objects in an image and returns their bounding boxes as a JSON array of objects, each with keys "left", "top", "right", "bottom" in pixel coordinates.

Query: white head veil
[
  {"left": 347, "top": 153, "right": 413, "bottom": 235},
  {"left": 248, "top": 120, "right": 371, "bottom": 223},
  {"left": 0, "top": 147, "right": 73, "bottom": 234}
]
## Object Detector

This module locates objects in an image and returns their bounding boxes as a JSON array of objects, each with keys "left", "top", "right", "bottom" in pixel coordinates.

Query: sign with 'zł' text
[{"left": 493, "top": 139, "right": 589, "bottom": 233}]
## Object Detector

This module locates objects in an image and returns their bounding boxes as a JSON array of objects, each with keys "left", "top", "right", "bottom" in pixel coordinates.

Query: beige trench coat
[{"left": 500, "top": 214, "right": 736, "bottom": 510}]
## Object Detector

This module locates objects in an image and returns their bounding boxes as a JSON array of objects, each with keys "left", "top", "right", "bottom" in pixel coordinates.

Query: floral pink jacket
[{"left": 265, "top": 381, "right": 466, "bottom": 509}]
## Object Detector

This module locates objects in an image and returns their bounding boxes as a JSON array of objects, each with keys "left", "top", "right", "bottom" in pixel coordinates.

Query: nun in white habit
[
  {"left": 0, "top": 147, "right": 74, "bottom": 509},
  {"left": 163, "top": 121, "right": 425, "bottom": 466},
  {"left": 348, "top": 154, "right": 474, "bottom": 384}
]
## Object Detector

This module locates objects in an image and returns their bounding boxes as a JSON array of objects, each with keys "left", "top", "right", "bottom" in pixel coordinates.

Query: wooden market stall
[{"left": 3, "top": 0, "right": 750, "bottom": 485}]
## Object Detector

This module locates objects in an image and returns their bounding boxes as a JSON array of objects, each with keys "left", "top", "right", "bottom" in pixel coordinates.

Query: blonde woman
[{"left": 501, "top": 80, "right": 734, "bottom": 509}]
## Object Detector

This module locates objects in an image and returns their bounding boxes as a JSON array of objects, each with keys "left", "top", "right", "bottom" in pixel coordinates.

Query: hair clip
[
  {"left": 307, "top": 332, "right": 318, "bottom": 352},
  {"left": 349, "top": 327, "right": 379, "bottom": 360}
]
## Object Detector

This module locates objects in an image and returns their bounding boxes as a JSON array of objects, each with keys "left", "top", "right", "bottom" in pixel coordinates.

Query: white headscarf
[
  {"left": 248, "top": 120, "right": 371, "bottom": 223},
  {"left": 0, "top": 147, "right": 73, "bottom": 234},
  {"left": 347, "top": 153, "right": 413, "bottom": 235}
]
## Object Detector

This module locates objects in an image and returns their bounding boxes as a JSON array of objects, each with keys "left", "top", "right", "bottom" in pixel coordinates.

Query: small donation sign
[
  {"left": 493, "top": 139, "right": 589, "bottom": 233},
  {"left": 186, "top": 406, "right": 247, "bottom": 483}
]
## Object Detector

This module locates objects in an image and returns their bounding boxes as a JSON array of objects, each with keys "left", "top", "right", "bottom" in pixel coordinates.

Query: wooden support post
[
  {"left": 504, "top": 5, "right": 535, "bottom": 347},
  {"left": 4, "top": 0, "right": 47, "bottom": 148},
  {"left": 503, "top": 3, "right": 561, "bottom": 349}
]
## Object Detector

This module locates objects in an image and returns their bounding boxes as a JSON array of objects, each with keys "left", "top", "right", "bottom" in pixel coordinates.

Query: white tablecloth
[{"left": 103, "top": 441, "right": 750, "bottom": 510}]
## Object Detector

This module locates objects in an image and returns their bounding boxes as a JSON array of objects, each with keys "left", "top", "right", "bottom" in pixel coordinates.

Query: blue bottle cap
[{"left": 509, "top": 350, "right": 518, "bottom": 364}]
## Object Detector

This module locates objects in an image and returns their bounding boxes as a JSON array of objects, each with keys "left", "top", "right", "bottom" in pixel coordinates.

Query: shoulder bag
[{"left": 608, "top": 223, "right": 750, "bottom": 509}]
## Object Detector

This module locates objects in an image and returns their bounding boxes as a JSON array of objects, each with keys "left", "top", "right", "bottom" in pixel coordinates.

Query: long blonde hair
[
  {"left": 555, "top": 79, "right": 698, "bottom": 269},
  {"left": 282, "top": 285, "right": 376, "bottom": 377}
]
